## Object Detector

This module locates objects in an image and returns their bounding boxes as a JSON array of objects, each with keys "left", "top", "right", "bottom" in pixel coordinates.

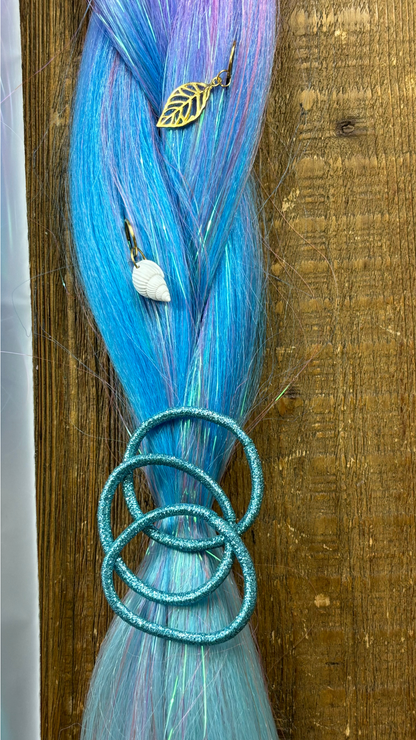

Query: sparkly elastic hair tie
[{"left": 98, "top": 407, "right": 263, "bottom": 644}]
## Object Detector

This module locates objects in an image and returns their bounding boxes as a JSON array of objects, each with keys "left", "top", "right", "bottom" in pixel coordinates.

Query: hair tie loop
[{"left": 97, "top": 407, "right": 263, "bottom": 645}]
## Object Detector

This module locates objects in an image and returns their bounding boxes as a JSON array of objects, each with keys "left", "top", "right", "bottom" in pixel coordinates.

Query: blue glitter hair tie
[{"left": 98, "top": 407, "right": 264, "bottom": 645}]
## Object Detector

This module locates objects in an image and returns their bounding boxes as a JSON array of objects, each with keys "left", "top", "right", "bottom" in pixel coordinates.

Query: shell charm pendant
[
  {"left": 125, "top": 219, "right": 171, "bottom": 303},
  {"left": 132, "top": 261, "right": 171, "bottom": 303}
]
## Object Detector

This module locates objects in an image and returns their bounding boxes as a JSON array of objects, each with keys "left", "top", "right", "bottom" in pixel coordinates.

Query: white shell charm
[{"left": 132, "top": 260, "right": 171, "bottom": 303}]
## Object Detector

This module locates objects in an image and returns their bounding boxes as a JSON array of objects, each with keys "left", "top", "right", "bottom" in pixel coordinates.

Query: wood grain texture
[{"left": 20, "top": 0, "right": 416, "bottom": 738}]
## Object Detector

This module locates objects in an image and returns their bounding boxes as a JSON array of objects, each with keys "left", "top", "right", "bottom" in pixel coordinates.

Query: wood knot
[
  {"left": 336, "top": 119, "right": 358, "bottom": 137},
  {"left": 277, "top": 387, "right": 303, "bottom": 418}
]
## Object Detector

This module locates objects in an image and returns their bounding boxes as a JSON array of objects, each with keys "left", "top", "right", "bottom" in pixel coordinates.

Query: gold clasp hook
[
  {"left": 124, "top": 219, "right": 146, "bottom": 267},
  {"left": 214, "top": 40, "right": 237, "bottom": 88},
  {"left": 226, "top": 39, "right": 236, "bottom": 84}
]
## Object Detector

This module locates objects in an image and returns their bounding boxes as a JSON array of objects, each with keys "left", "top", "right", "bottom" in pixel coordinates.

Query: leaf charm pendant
[
  {"left": 157, "top": 82, "right": 214, "bottom": 129},
  {"left": 157, "top": 41, "right": 236, "bottom": 130}
]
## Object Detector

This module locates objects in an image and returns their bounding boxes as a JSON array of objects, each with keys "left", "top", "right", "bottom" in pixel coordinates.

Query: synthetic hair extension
[{"left": 70, "top": 0, "right": 279, "bottom": 738}]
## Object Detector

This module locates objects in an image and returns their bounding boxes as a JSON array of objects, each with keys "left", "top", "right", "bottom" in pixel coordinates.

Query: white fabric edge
[{"left": 1, "top": 1, "right": 41, "bottom": 738}]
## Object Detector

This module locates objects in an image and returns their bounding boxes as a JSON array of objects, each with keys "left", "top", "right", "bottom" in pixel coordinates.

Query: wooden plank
[
  {"left": 20, "top": 0, "right": 416, "bottom": 737},
  {"left": 252, "top": 1, "right": 416, "bottom": 736}
]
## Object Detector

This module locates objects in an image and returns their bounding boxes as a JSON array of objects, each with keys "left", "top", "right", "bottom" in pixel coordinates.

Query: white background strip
[{"left": 1, "top": 0, "right": 41, "bottom": 738}]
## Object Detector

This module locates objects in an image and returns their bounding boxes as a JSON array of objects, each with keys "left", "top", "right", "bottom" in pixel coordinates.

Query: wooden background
[{"left": 20, "top": 0, "right": 416, "bottom": 737}]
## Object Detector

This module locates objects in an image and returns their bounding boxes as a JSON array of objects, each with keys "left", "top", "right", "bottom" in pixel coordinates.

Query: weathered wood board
[{"left": 19, "top": 0, "right": 416, "bottom": 737}]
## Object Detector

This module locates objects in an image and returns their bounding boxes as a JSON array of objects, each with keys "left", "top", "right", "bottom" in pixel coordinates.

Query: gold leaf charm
[
  {"left": 157, "top": 82, "right": 213, "bottom": 129},
  {"left": 157, "top": 41, "right": 236, "bottom": 130}
]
